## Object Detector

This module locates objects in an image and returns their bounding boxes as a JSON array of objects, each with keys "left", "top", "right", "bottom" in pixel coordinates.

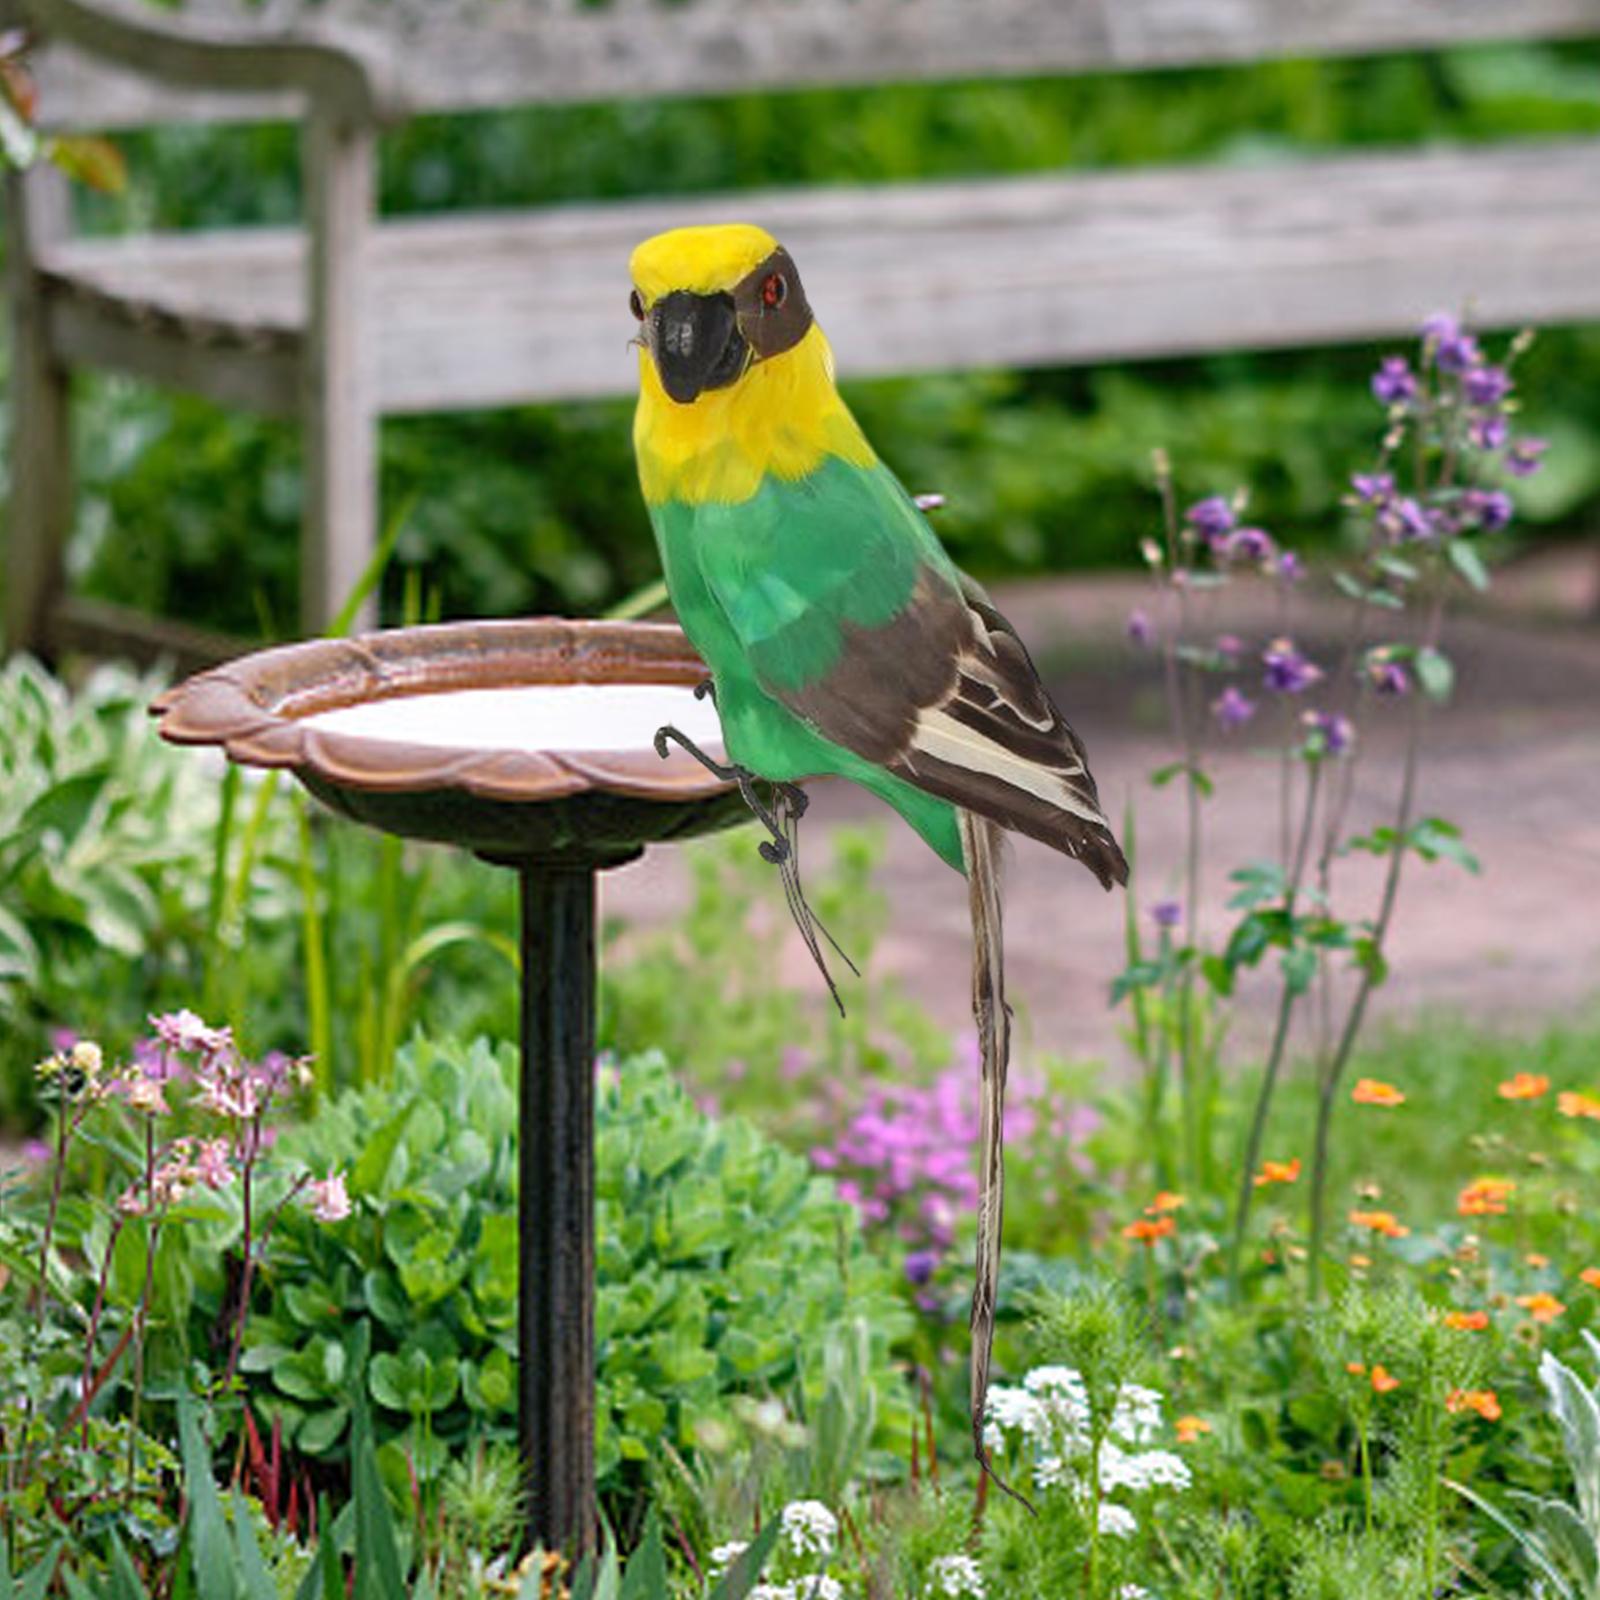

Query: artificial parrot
[{"left": 628, "top": 223, "right": 1127, "bottom": 1492}]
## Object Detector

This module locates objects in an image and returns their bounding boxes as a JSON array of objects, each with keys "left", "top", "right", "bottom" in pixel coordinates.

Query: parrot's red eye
[
  {"left": 628, "top": 288, "right": 645, "bottom": 322},
  {"left": 761, "top": 272, "right": 787, "bottom": 309}
]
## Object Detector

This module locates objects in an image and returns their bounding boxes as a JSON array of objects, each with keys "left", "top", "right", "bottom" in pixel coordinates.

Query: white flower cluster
[
  {"left": 750, "top": 1580, "right": 843, "bottom": 1600},
  {"left": 982, "top": 1364, "right": 1193, "bottom": 1541},
  {"left": 780, "top": 1500, "right": 839, "bottom": 1559},
  {"left": 929, "top": 1552, "right": 986, "bottom": 1599}
]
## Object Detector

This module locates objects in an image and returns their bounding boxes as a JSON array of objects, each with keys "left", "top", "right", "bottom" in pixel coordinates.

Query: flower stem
[
  {"left": 1228, "top": 760, "right": 1323, "bottom": 1295},
  {"left": 1308, "top": 586, "right": 1445, "bottom": 1299}
]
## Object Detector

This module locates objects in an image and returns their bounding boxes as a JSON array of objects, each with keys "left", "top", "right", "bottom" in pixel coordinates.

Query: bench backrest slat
[{"left": 21, "top": 0, "right": 1600, "bottom": 131}]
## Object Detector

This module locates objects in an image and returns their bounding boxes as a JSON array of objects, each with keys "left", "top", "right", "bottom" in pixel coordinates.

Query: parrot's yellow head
[{"left": 628, "top": 224, "right": 874, "bottom": 506}]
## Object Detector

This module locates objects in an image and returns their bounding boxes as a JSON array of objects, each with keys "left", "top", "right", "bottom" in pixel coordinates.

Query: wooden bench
[{"left": 8, "top": 0, "right": 1600, "bottom": 660}]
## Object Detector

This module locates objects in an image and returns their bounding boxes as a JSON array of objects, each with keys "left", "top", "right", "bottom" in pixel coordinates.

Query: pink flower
[
  {"left": 150, "top": 1009, "right": 230, "bottom": 1056},
  {"left": 124, "top": 1076, "right": 170, "bottom": 1117},
  {"left": 304, "top": 1171, "right": 351, "bottom": 1224},
  {"left": 195, "top": 1138, "right": 234, "bottom": 1190},
  {"left": 194, "top": 1063, "right": 261, "bottom": 1122}
]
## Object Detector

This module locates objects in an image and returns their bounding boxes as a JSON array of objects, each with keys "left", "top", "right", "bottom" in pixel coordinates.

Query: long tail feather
[{"left": 959, "top": 808, "right": 1035, "bottom": 1513}]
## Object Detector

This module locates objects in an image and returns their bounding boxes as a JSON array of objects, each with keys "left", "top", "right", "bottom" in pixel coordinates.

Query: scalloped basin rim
[{"left": 149, "top": 618, "right": 749, "bottom": 862}]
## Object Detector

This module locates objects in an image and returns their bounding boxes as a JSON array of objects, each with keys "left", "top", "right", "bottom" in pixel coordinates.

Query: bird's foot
[
  {"left": 693, "top": 676, "right": 717, "bottom": 704},
  {"left": 653, "top": 725, "right": 854, "bottom": 1013},
  {"left": 655, "top": 724, "right": 791, "bottom": 855}
]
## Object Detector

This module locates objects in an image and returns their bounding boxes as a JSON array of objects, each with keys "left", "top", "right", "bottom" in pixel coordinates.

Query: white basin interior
[{"left": 297, "top": 681, "right": 726, "bottom": 755}]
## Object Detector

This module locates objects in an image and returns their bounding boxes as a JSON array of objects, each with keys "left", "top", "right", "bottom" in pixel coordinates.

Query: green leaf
[
  {"left": 1409, "top": 817, "right": 1480, "bottom": 874},
  {"left": 1448, "top": 539, "right": 1492, "bottom": 592},
  {"left": 297, "top": 1405, "right": 350, "bottom": 1456},
  {"left": 350, "top": 1404, "right": 407, "bottom": 1600},
  {"left": 178, "top": 1397, "right": 236, "bottom": 1600},
  {"left": 1448, "top": 1479, "right": 1579, "bottom": 1600},
  {"left": 1280, "top": 944, "right": 1318, "bottom": 998},
  {"left": 707, "top": 1520, "right": 782, "bottom": 1600},
  {"left": 1414, "top": 646, "right": 1455, "bottom": 702},
  {"left": 619, "top": 1511, "right": 667, "bottom": 1600},
  {"left": 1110, "top": 960, "right": 1164, "bottom": 1005},
  {"left": 230, "top": 1489, "right": 280, "bottom": 1600}
]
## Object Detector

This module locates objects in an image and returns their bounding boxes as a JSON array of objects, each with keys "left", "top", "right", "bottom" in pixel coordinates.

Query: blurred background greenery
[{"left": 33, "top": 42, "right": 1600, "bottom": 635}]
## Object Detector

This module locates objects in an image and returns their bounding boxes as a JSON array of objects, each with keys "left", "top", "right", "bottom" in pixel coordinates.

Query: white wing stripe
[{"left": 910, "top": 708, "right": 1106, "bottom": 825}]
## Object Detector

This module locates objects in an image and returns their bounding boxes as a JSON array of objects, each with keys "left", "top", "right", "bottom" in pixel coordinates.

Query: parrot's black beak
[{"left": 649, "top": 289, "right": 750, "bottom": 404}]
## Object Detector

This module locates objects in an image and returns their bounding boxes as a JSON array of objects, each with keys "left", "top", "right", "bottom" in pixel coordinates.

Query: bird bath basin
[{"left": 151, "top": 618, "right": 746, "bottom": 1555}]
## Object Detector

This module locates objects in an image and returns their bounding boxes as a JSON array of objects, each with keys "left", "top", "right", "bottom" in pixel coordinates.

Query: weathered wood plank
[
  {"left": 300, "top": 110, "right": 378, "bottom": 631},
  {"left": 21, "top": 0, "right": 1600, "bottom": 131},
  {"left": 4, "top": 164, "right": 75, "bottom": 658},
  {"left": 43, "top": 138, "right": 1600, "bottom": 410},
  {"left": 45, "top": 287, "right": 302, "bottom": 415},
  {"left": 51, "top": 594, "right": 250, "bottom": 673},
  {"left": 20, "top": 0, "right": 389, "bottom": 126}
]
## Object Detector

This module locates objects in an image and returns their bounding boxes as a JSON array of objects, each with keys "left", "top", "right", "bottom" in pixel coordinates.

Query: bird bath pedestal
[{"left": 151, "top": 619, "right": 745, "bottom": 1557}]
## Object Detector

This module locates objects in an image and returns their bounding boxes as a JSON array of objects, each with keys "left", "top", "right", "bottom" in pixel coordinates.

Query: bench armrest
[{"left": 21, "top": 0, "right": 402, "bottom": 123}]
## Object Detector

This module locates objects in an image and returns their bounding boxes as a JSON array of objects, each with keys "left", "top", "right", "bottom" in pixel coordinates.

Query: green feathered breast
[{"left": 646, "top": 455, "right": 968, "bottom": 872}]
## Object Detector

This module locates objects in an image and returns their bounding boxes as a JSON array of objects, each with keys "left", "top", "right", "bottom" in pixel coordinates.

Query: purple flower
[
  {"left": 1186, "top": 495, "right": 1237, "bottom": 542},
  {"left": 1507, "top": 437, "right": 1548, "bottom": 478},
  {"left": 1221, "top": 526, "right": 1276, "bottom": 564},
  {"left": 1462, "top": 488, "right": 1514, "bottom": 531},
  {"left": 1382, "top": 497, "right": 1438, "bottom": 543},
  {"left": 904, "top": 1249, "right": 940, "bottom": 1286},
  {"left": 1126, "top": 607, "right": 1153, "bottom": 647},
  {"left": 21, "top": 1138, "right": 51, "bottom": 1165},
  {"left": 1263, "top": 638, "right": 1323, "bottom": 695},
  {"left": 1470, "top": 413, "right": 1509, "bottom": 451},
  {"left": 1421, "top": 311, "right": 1460, "bottom": 345},
  {"left": 1211, "top": 685, "right": 1257, "bottom": 730},
  {"left": 1371, "top": 356, "right": 1417, "bottom": 405},
  {"left": 1436, "top": 332, "right": 1482, "bottom": 374},
  {"left": 1369, "top": 659, "right": 1410, "bottom": 696},
  {"left": 1303, "top": 710, "right": 1354, "bottom": 757},
  {"left": 1149, "top": 899, "right": 1183, "bottom": 930},
  {"left": 1276, "top": 551, "right": 1305, "bottom": 585},
  {"left": 1351, "top": 472, "right": 1395, "bottom": 504},
  {"left": 1464, "top": 364, "right": 1511, "bottom": 407}
]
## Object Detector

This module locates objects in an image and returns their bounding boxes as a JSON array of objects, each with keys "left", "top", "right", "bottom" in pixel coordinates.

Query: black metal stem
[{"left": 517, "top": 860, "right": 598, "bottom": 1558}]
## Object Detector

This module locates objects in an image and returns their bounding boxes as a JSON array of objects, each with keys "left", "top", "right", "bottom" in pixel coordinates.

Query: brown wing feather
[{"left": 776, "top": 567, "right": 1127, "bottom": 889}]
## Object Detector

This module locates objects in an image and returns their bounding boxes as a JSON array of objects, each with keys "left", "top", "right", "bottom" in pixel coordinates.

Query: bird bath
[{"left": 150, "top": 618, "right": 746, "bottom": 1556}]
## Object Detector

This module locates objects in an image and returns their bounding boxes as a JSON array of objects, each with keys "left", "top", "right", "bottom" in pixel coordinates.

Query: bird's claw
[
  {"left": 653, "top": 728, "right": 671, "bottom": 761},
  {"left": 759, "top": 837, "right": 790, "bottom": 865},
  {"left": 693, "top": 677, "right": 717, "bottom": 703}
]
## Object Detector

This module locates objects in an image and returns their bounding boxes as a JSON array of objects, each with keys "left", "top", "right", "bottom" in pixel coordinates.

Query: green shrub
[
  {"left": 233, "top": 1036, "right": 911, "bottom": 1498},
  {"left": 0, "top": 658, "right": 219, "bottom": 1116}
]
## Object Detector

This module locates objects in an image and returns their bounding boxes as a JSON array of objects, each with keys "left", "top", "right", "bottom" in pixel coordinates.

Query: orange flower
[
  {"left": 1558, "top": 1090, "right": 1600, "bottom": 1121},
  {"left": 1346, "top": 1361, "right": 1366, "bottom": 1375},
  {"left": 1580, "top": 1268, "right": 1600, "bottom": 1291},
  {"left": 1525, "top": 1253, "right": 1551, "bottom": 1269},
  {"left": 1458, "top": 1176, "right": 1515, "bottom": 1217},
  {"left": 1147, "top": 1191, "right": 1187, "bottom": 1215},
  {"left": 1498, "top": 1072, "right": 1550, "bottom": 1101},
  {"left": 1350, "top": 1253, "right": 1373, "bottom": 1270},
  {"left": 1123, "top": 1215, "right": 1177, "bottom": 1244},
  {"left": 1174, "top": 1415, "right": 1211, "bottom": 1444},
  {"left": 1447, "top": 1388, "right": 1502, "bottom": 1421},
  {"left": 1352, "top": 1078, "right": 1406, "bottom": 1107},
  {"left": 1443, "top": 1310, "right": 1490, "bottom": 1331},
  {"left": 1516, "top": 1291, "right": 1566, "bottom": 1324},
  {"left": 1253, "top": 1157, "right": 1302, "bottom": 1187},
  {"left": 1369, "top": 1365, "right": 1401, "bottom": 1394},
  {"left": 1349, "top": 1209, "right": 1410, "bottom": 1238}
]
